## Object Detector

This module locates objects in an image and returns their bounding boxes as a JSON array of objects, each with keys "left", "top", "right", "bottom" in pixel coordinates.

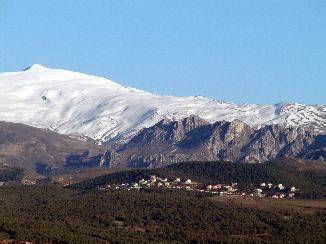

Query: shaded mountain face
[
  {"left": 0, "top": 121, "right": 110, "bottom": 173},
  {"left": 113, "top": 116, "right": 325, "bottom": 167},
  {"left": 0, "top": 119, "right": 324, "bottom": 174}
]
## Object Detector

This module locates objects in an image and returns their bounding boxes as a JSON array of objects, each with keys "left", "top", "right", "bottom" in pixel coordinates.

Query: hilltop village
[{"left": 98, "top": 175, "right": 299, "bottom": 199}]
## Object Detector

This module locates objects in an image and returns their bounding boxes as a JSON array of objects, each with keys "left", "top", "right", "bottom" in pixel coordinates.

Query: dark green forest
[
  {"left": 0, "top": 185, "right": 325, "bottom": 242},
  {"left": 0, "top": 160, "right": 325, "bottom": 242}
]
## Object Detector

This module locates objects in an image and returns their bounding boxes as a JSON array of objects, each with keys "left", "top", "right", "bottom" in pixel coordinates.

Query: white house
[
  {"left": 288, "top": 193, "right": 295, "bottom": 198},
  {"left": 164, "top": 182, "right": 170, "bottom": 187},
  {"left": 150, "top": 175, "right": 157, "bottom": 182},
  {"left": 256, "top": 189, "right": 263, "bottom": 193},
  {"left": 277, "top": 184, "right": 284, "bottom": 190},
  {"left": 212, "top": 184, "right": 222, "bottom": 190}
]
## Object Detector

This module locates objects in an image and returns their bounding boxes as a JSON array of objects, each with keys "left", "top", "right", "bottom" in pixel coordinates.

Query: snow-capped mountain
[{"left": 0, "top": 64, "right": 325, "bottom": 143}]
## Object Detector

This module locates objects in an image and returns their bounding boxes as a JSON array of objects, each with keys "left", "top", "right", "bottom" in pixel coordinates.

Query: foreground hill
[
  {"left": 71, "top": 159, "right": 326, "bottom": 199},
  {"left": 0, "top": 185, "right": 324, "bottom": 242},
  {"left": 0, "top": 121, "right": 109, "bottom": 173},
  {"left": 0, "top": 159, "right": 324, "bottom": 242},
  {"left": 0, "top": 64, "right": 325, "bottom": 143}
]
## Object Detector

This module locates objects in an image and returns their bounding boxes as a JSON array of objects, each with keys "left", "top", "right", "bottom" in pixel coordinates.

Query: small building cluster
[
  {"left": 252, "top": 182, "right": 299, "bottom": 199},
  {"left": 98, "top": 175, "right": 299, "bottom": 199},
  {"left": 0, "top": 179, "right": 37, "bottom": 187},
  {"left": 99, "top": 175, "right": 205, "bottom": 192},
  {"left": 22, "top": 179, "right": 37, "bottom": 185}
]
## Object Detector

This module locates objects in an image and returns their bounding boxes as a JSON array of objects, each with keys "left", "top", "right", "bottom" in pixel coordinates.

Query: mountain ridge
[
  {"left": 0, "top": 119, "right": 324, "bottom": 176},
  {"left": 112, "top": 116, "right": 325, "bottom": 167},
  {"left": 0, "top": 65, "right": 325, "bottom": 143}
]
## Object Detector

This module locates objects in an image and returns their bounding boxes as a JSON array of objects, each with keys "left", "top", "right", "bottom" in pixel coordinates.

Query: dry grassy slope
[{"left": 0, "top": 121, "right": 105, "bottom": 170}]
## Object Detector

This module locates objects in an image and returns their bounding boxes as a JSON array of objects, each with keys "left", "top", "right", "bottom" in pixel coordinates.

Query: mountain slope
[
  {"left": 0, "top": 65, "right": 325, "bottom": 143},
  {"left": 0, "top": 121, "right": 108, "bottom": 172}
]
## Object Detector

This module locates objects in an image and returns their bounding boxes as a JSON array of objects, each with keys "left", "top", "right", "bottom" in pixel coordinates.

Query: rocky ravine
[{"left": 110, "top": 116, "right": 325, "bottom": 167}]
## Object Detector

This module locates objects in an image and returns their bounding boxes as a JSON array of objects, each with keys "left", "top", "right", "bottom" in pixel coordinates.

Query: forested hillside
[
  {"left": 0, "top": 185, "right": 324, "bottom": 242},
  {"left": 72, "top": 160, "right": 326, "bottom": 198},
  {"left": 0, "top": 166, "right": 24, "bottom": 182}
]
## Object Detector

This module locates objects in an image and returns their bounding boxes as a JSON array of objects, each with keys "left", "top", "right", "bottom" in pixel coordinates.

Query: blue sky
[{"left": 1, "top": 0, "right": 325, "bottom": 104}]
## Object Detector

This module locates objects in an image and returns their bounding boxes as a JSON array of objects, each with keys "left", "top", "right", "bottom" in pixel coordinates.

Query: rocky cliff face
[
  {"left": 127, "top": 116, "right": 209, "bottom": 145},
  {"left": 114, "top": 116, "right": 325, "bottom": 167},
  {"left": 1, "top": 119, "right": 324, "bottom": 173}
]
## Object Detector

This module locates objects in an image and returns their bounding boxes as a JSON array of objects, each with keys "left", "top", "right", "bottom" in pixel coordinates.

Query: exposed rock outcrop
[{"left": 114, "top": 117, "right": 325, "bottom": 167}]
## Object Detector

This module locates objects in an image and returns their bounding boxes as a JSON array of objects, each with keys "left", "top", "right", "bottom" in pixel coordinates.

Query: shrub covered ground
[{"left": 0, "top": 185, "right": 325, "bottom": 242}]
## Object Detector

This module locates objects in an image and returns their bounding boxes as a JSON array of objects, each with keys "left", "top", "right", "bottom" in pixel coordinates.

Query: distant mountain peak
[
  {"left": 0, "top": 65, "right": 325, "bottom": 143},
  {"left": 23, "top": 64, "right": 49, "bottom": 71}
]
